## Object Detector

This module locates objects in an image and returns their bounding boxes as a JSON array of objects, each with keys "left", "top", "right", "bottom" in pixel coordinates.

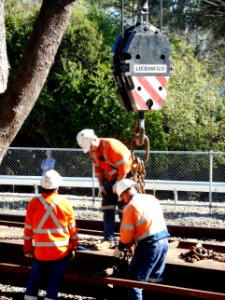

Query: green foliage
[
  {"left": 162, "top": 36, "right": 225, "bottom": 151},
  {"left": 6, "top": 0, "right": 225, "bottom": 152},
  {"left": 5, "top": 8, "right": 36, "bottom": 77},
  {"left": 145, "top": 111, "right": 167, "bottom": 151},
  {"left": 48, "top": 58, "right": 136, "bottom": 148},
  {"left": 83, "top": 61, "right": 136, "bottom": 146},
  {"left": 85, "top": 0, "right": 120, "bottom": 47},
  {"left": 58, "top": 7, "right": 104, "bottom": 70},
  {"left": 5, "top": 0, "right": 40, "bottom": 16}
]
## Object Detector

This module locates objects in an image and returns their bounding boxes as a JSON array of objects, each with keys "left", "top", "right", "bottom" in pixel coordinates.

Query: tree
[
  {"left": 162, "top": 36, "right": 225, "bottom": 151},
  {"left": 16, "top": 5, "right": 106, "bottom": 147},
  {"left": 0, "top": 0, "right": 9, "bottom": 93},
  {"left": 0, "top": 0, "right": 76, "bottom": 162},
  {"left": 3, "top": 0, "right": 224, "bottom": 152}
]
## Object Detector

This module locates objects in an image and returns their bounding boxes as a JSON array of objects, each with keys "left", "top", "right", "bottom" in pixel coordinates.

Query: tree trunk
[
  {"left": 0, "top": 0, "right": 10, "bottom": 94},
  {"left": 0, "top": 0, "right": 76, "bottom": 162}
]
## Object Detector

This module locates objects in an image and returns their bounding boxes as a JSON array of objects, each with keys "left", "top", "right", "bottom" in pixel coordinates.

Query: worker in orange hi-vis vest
[
  {"left": 23, "top": 170, "right": 79, "bottom": 300},
  {"left": 114, "top": 179, "right": 170, "bottom": 300},
  {"left": 76, "top": 129, "right": 132, "bottom": 251}
]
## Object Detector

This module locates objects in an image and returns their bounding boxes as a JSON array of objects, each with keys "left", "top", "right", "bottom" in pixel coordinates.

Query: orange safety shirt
[
  {"left": 119, "top": 194, "right": 169, "bottom": 249},
  {"left": 90, "top": 138, "right": 132, "bottom": 184},
  {"left": 24, "top": 192, "right": 78, "bottom": 261}
]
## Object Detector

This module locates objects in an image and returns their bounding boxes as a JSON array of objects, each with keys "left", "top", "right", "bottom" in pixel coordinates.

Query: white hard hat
[
  {"left": 76, "top": 129, "right": 95, "bottom": 153},
  {"left": 41, "top": 170, "right": 63, "bottom": 189},
  {"left": 114, "top": 179, "right": 136, "bottom": 198}
]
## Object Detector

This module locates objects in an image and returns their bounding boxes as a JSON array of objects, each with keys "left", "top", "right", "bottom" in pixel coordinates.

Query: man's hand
[
  {"left": 24, "top": 252, "right": 33, "bottom": 258},
  {"left": 112, "top": 182, "right": 118, "bottom": 194},
  {"left": 98, "top": 185, "right": 107, "bottom": 198},
  {"left": 114, "top": 247, "right": 123, "bottom": 258},
  {"left": 68, "top": 250, "right": 75, "bottom": 261}
]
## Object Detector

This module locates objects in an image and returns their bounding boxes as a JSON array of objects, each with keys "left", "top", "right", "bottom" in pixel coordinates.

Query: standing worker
[
  {"left": 41, "top": 150, "right": 56, "bottom": 175},
  {"left": 76, "top": 129, "right": 132, "bottom": 250},
  {"left": 23, "top": 170, "right": 79, "bottom": 300},
  {"left": 114, "top": 179, "right": 169, "bottom": 300}
]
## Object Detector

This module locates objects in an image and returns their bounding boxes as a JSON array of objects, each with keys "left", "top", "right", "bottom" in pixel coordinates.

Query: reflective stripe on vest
[
  {"left": 35, "top": 240, "right": 70, "bottom": 247},
  {"left": 101, "top": 204, "right": 116, "bottom": 210},
  {"left": 24, "top": 224, "right": 32, "bottom": 230},
  {"left": 135, "top": 215, "right": 149, "bottom": 227},
  {"left": 71, "top": 233, "right": 79, "bottom": 240},
  {"left": 93, "top": 139, "right": 129, "bottom": 177},
  {"left": 102, "top": 140, "right": 127, "bottom": 170},
  {"left": 135, "top": 231, "right": 152, "bottom": 242},
  {"left": 121, "top": 223, "right": 134, "bottom": 230},
  {"left": 37, "top": 195, "right": 63, "bottom": 231},
  {"left": 33, "top": 195, "right": 70, "bottom": 246}
]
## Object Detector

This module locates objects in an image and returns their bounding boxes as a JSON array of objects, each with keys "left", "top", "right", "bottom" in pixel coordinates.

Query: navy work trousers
[
  {"left": 127, "top": 238, "right": 169, "bottom": 300},
  {"left": 102, "top": 177, "right": 124, "bottom": 243},
  {"left": 24, "top": 254, "right": 69, "bottom": 300}
]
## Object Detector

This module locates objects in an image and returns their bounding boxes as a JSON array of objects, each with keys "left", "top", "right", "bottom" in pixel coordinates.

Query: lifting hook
[{"left": 130, "top": 112, "right": 149, "bottom": 163}]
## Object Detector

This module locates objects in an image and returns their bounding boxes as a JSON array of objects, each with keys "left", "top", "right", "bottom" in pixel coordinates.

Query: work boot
[{"left": 94, "top": 240, "right": 114, "bottom": 250}]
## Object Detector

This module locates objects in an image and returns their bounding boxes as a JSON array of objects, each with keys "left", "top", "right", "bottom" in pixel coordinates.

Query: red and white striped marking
[{"left": 129, "top": 76, "right": 169, "bottom": 111}]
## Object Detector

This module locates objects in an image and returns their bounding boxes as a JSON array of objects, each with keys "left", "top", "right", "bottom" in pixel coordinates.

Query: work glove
[
  {"left": 114, "top": 247, "right": 123, "bottom": 258},
  {"left": 112, "top": 182, "right": 117, "bottom": 194},
  {"left": 98, "top": 185, "right": 107, "bottom": 198},
  {"left": 24, "top": 252, "right": 33, "bottom": 259},
  {"left": 68, "top": 250, "right": 75, "bottom": 261}
]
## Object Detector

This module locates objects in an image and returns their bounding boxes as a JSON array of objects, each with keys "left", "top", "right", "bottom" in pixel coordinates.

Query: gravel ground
[
  {"left": 0, "top": 193, "right": 225, "bottom": 300},
  {"left": 0, "top": 284, "right": 97, "bottom": 300},
  {"left": 1, "top": 193, "right": 224, "bottom": 228}
]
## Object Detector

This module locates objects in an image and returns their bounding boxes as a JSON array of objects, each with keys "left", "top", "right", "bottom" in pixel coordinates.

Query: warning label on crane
[{"left": 134, "top": 64, "right": 167, "bottom": 73}]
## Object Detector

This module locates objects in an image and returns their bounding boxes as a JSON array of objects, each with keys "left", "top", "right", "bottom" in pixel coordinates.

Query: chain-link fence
[
  {"left": 0, "top": 148, "right": 92, "bottom": 177},
  {"left": 0, "top": 147, "right": 225, "bottom": 209},
  {"left": 1, "top": 148, "right": 225, "bottom": 183}
]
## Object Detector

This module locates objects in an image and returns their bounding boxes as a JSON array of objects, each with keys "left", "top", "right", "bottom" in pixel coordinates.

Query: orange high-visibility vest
[
  {"left": 90, "top": 138, "right": 132, "bottom": 184},
  {"left": 120, "top": 194, "right": 169, "bottom": 245},
  {"left": 24, "top": 192, "right": 78, "bottom": 261}
]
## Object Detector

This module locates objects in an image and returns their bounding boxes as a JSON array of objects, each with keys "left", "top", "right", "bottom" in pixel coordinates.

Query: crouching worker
[
  {"left": 114, "top": 179, "right": 169, "bottom": 300},
  {"left": 23, "top": 170, "right": 79, "bottom": 300}
]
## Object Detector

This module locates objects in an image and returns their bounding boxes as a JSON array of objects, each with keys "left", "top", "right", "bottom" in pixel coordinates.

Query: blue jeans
[
  {"left": 24, "top": 255, "right": 69, "bottom": 300},
  {"left": 127, "top": 238, "right": 169, "bottom": 300},
  {"left": 102, "top": 177, "right": 127, "bottom": 243},
  {"left": 102, "top": 178, "right": 118, "bottom": 243},
  {"left": 103, "top": 209, "right": 116, "bottom": 243}
]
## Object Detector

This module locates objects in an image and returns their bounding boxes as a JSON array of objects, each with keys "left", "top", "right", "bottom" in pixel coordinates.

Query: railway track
[
  {"left": 0, "top": 214, "right": 225, "bottom": 299},
  {"left": 1, "top": 213, "right": 225, "bottom": 239}
]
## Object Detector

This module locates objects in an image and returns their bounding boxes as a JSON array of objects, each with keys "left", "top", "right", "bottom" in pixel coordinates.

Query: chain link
[
  {"left": 131, "top": 156, "right": 146, "bottom": 194},
  {"left": 179, "top": 243, "right": 225, "bottom": 263}
]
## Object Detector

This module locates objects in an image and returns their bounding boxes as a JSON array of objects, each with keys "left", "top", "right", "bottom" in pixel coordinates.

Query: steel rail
[
  {"left": 0, "top": 262, "right": 224, "bottom": 300},
  {"left": 0, "top": 214, "right": 225, "bottom": 240},
  {"left": 66, "top": 273, "right": 225, "bottom": 300},
  {"left": 0, "top": 236, "right": 225, "bottom": 299}
]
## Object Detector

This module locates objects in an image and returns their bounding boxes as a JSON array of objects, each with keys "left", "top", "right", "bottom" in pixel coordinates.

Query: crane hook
[{"left": 130, "top": 112, "right": 150, "bottom": 163}]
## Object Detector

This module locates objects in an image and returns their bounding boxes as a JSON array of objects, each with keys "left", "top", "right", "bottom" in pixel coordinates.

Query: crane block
[{"left": 112, "top": 23, "right": 172, "bottom": 112}]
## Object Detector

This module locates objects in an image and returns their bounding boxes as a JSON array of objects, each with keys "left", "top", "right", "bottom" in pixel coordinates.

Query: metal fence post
[
  {"left": 209, "top": 150, "right": 213, "bottom": 214},
  {"left": 92, "top": 163, "right": 96, "bottom": 203},
  {"left": 34, "top": 184, "right": 38, "bottom": 196}
]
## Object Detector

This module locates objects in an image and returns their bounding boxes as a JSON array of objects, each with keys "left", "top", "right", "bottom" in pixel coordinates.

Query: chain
[
  {"left": 131, "top": 156, "right": 146, "bottom": 193},
  {"left": 130, "top": 112, "right": 149, "bottom": 194},
  {"left": 179, "top": 243, "right": 225, "bottom": 263}
]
